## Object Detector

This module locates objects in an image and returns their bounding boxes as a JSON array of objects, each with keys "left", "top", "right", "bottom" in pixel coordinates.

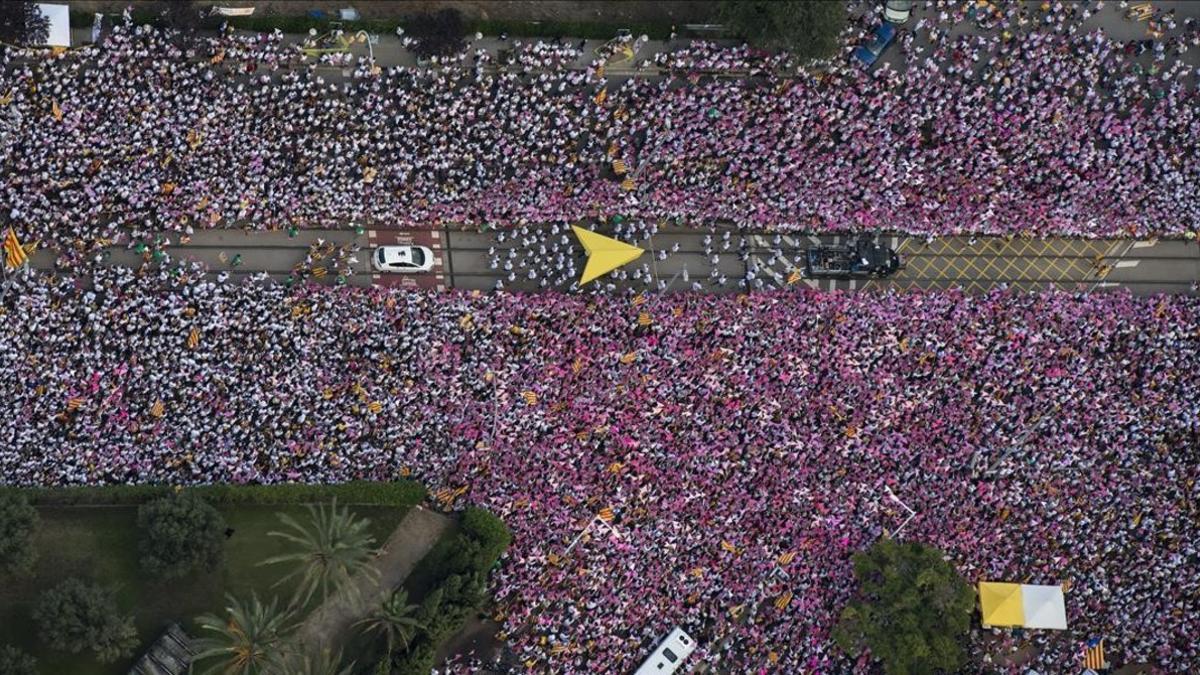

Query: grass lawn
[{"left": 0, "top": 503, "right": 408, "bottom": 675}]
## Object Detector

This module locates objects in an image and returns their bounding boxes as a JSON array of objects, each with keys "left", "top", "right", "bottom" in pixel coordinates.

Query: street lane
[{"left": 26, "top": 226, "right": 1200, "bottom": 297}]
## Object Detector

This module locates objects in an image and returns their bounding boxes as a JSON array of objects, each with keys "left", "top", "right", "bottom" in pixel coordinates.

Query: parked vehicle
[
  {"left": 372, "top": 245, "right": 435, "bottom": 273},
  {"left": 852, "top": 22, "right": 897, "bottom": 67},
  {"left": 633, "top": 627, "right": 696, "bottom": 675},
  {"left": 805, "top": 236, "right": 901, "bottom": 279}
]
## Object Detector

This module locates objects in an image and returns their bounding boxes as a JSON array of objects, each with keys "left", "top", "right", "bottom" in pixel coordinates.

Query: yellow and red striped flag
[
  {"left": 1083, "top": 638, "right": 1105, "bottom": 670},
  {"left": 777, "top": 551, "right": 796, "bottom": 566},
  {"left": 774, "top": 591, "right": 793, "bottom": 611},
  {"left": 187, "top": 328, "right": 200, "bottom": 350},
  {"left": 3, "top": 228, "right": 27, "bottom": 270},
  {"left": 597, "top": 506, "right": 614, "bottom": 523}
]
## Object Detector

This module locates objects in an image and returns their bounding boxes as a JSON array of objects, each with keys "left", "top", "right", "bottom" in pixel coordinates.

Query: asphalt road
[{"left": 29, "top": 226, "right": 1200, "bottom": 297}]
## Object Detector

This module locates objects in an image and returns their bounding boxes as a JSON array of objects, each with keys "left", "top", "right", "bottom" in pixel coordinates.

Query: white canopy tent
[
  {"left": 35, "top": 3, "right": 71, "bottom": 48},
  {"left": 1020, "top": 584, "right": 1068, "bottom": 630}
]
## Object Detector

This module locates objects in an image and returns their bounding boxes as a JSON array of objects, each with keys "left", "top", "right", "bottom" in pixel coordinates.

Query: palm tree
[
  {"left": 193, "top": 593, "right": 296, "bottom": 675},
  {"left": 354, "top": 588, "right": 425, "bottom": 656},
  {"left": 259, "top": 499, "right": 379, "bottom": 609}
]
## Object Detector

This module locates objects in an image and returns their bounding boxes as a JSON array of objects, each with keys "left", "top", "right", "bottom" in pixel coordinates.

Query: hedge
[
  {"left": 70, "top": 8, "right": 695, "bottom": 41},
  {"left": 0, "top": 481, "right": 427, "bottom": 507}
]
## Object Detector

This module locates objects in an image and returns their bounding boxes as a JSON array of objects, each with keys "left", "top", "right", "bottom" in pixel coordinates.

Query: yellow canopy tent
[
  {"left": 979, "top": 582, "right": 1024, "bottom": 627},
  {"left": 979, "top": 581, "right": 1067, "bottom": 630},
  {"left": 572, "top": 226, "right": 645, "bottom": 285}
]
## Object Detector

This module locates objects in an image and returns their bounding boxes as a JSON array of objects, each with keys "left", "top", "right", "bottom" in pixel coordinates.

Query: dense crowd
[
  {"left": 3, "top": 0, "right": 1200, "bottom": 257},
  {"left": 1, "top": 266, "right": 1197, "bottom": 672}
]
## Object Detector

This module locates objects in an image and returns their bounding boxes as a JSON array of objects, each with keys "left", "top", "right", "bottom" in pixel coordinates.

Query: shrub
[
  {"left": 386, "top": 509, "right": 511, "bottom": 671},
  {"left": 0, "top": 645, "right": 37, "bottom": 675},
  {"left": 137, "top": 492, "right": 227, "bottom": 579},
  {"left": 33, "top": 578, "right": 138, "bottom": 663},
  {"left": 390, "top": 641, "right": 436, "bottom": 675},
  {"left": 0, "top": 492, "right": 38, "bottom": 576},
  {"left": 461, "top": 507, "right": 511, "bottom": 566}
]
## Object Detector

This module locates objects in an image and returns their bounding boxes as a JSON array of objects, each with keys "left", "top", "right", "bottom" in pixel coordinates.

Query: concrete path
[{"left": 293, "top": 505, "right": 453, "bottom": 656}]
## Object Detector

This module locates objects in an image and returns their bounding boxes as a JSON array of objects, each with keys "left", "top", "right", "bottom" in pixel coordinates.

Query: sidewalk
[{"left": 293, "top": 506, "right": 453, "bottom": 657}]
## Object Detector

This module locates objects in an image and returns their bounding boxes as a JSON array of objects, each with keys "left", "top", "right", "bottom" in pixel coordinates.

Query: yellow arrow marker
[{"left": 572, "top": 225, "right": 645, "bottom": 285}]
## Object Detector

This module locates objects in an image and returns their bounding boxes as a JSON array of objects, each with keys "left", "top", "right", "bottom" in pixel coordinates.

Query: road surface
[{"left": 27, "top": 226, "right": 1200, "bottom": 296}]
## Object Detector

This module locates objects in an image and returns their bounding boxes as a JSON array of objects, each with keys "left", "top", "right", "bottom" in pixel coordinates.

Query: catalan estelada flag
[
  {"left": 1083, "top": 638, "right": 1105, "bottom": 670},
  {"left": 3, "top": 228, "right": 27, "bottom": 270}
]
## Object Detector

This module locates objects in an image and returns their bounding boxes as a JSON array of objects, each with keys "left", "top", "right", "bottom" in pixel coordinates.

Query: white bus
[{"left": 633, "top": 627, "right": 696, "bottom": 675}]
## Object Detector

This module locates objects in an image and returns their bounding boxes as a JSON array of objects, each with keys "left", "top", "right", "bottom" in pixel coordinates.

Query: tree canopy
[
  {"left": 137, "top": 492, "right": 227, "bottom": 579},
  {"left": 0, "top": 645, "right": 38, "bottom": 675},
  {"left": 0, "top": 2, "right": 50, "bottom": 47},
  {"left": 719, "top": 0, "right": 847, "bottom": 62},
  {"left": 406, "top": 9, "right": 467, "bottom": 60},
  {"left": 0, "top": 492, "right": 39, "bottom": 576},
  {"left": 834, "top": 539, "right": 975, "bottom": 674},
  {"left": 32, "top": 578, "right": 139, "bottom": 664}
]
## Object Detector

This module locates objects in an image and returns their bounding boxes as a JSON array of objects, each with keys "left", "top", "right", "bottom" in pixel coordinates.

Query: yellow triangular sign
[{"left": 572, "top": 226, "right": 644, "bottom": 285}]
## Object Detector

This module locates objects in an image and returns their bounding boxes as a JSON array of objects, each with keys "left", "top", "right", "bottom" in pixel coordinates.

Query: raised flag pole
[{"left": 883, "top": 485, "right": 917, "bottom": 538}]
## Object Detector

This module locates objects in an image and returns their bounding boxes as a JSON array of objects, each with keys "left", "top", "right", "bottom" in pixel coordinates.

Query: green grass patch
[{"left": 0, "top": 502, "right": 409, "bottom": 675}]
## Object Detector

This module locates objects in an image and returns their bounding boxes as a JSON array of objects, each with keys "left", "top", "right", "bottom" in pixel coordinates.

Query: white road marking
[
  {"left": 827, "top": 279, "right": 836, "bottom": 291},
  {"left": 890, "top": 236, "right": 899, "bottom": 250},
  {"left": 849, "top": 279, "right": 857, "bottom": 291},
  {"left": 1131, "top": 240, "right": 1157, "bottom": 249},
  {"left": 752, "top": 256, "right": 784, "bottom": 284},
  {"left": 782, "top": 235, "right": 799, "bottom": 248},
  {"left": 808, "top": 236, "right": 822, "bottom": 246},
  {"left": 1096, "top": 282, "right": 1121, "bottom": 288},
  {"left": 1114, "top": 260, "right": 1140, "bottom": 269},
  {"left": 804, "top": 279, "right": 819, "bottom": 289}
]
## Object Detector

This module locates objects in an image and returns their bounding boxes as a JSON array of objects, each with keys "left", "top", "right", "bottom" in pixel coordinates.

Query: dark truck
[{"left": 805, "top": 236, "right": 901, "bottom": 279}]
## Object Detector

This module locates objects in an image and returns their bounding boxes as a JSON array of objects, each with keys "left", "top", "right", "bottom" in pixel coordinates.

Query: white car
[{"left": 372, "top": 245, "right": 435, "bottom": 273}]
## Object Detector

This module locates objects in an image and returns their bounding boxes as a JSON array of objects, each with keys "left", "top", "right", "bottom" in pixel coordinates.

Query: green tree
[
  {"left": 355, "top": 588, "right": 424, "bottom": 656},
  {"left": 193, "top": 592, "right": 296, "bottom": 675},
  {"left": 0, "top": 644, "right": 38, "bottom": 675},
  {"left": 834, "top": 539, "right": 975, "bottom": 675},
  {"left": 32, "top": 578, "right": 138, "bottom": 664},
  {"left": 0, "top": 1, "right": 50, "bottom": 46},
  {"left": 259, "top": 499, "right": 378, "bottom": 608},
  {"left": 137, "top": 492, "right": 227, "bottom": 579},
  {"left": 407, "top": 9, "right": 466, "bottom": 60},
  {"left": 719, "top": 0, "right": 847, "bottom": 61},
  {"left": 0, "top": 492, "right": 39, "bottom": 576}
]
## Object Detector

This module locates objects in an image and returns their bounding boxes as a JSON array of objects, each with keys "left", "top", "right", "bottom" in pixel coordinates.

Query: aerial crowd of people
[
  {"left": 0, "top": 265, "right": 1196, "bottom": 672},
  {"left": 2, "top": 0, "right": 1200, "bottom": 261},
  {"left": 2, "top": 1, "right": 1200, "bottom": 673}
]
